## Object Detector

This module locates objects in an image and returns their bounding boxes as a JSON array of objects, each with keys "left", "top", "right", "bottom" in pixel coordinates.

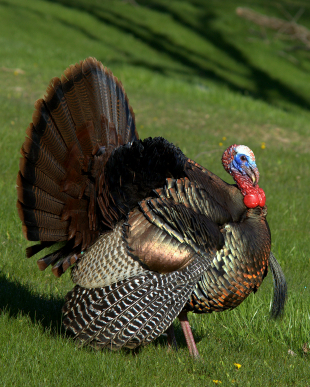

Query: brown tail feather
[
  {"left": 61, "top": 64, "right": 89, "bottom": 129},
  {"left": 82, "top": 58, "right": 110, "bottom": 142},
  {"left": 30, "top": 104, "right": 68, "bottom": 165},
  {"left": 17, "top": 172, "right": 64, "bottom": 215},
  {"left": 17, "top": 57, "right": 138, "bottom": 276},
  {"left": 17, "top": 164, "right": 71, "bottom": 203},
  {"left": 44, "top": 77, "right": 83, "bottom": 157},
  {"left": 26, "top": 242, "right": 54, "bottom": 258}
]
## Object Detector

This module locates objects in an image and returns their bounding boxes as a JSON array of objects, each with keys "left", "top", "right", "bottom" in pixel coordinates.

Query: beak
[{"left": 243, "top": 165, "right": 259, "bottom": 185}]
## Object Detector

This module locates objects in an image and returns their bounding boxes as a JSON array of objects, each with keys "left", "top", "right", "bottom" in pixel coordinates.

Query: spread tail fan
[{"left": 17, "top": 57, "right": 138, "bottom": 277}]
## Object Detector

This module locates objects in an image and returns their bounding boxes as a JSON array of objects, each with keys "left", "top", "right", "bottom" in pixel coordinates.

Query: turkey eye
[{"left": 240, "top": 156, "right": 247, "bottom": 161}]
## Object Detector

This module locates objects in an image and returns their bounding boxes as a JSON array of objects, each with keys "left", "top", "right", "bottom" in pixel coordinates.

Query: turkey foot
[{"left": 166, "top": 324, "right": 178, "bottom": 352}]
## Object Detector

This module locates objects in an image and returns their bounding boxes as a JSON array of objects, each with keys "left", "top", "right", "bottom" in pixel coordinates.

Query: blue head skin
[{"left": 229, "top": 145, "right": 259, "bottom": 185}]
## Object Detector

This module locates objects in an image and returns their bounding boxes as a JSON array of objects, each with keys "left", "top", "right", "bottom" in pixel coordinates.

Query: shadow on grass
[
  {"left": 0, "top": 274, "right": 65, "bottom": 335},
  {"left": 3, "top": 0, "right": 309, "bottom": 110},
  {"left": 42, "top": 0, "right": 310, "bottom": 112}
]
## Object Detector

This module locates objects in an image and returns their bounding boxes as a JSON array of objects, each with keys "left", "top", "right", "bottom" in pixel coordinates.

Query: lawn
[{"left": 0, "top": 0, "right": 309, "bottom": 385}]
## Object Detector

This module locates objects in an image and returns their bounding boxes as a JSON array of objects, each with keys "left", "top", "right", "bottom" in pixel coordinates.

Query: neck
[{"left": 233, "top": 170, "right": 256, "bottom": 196}]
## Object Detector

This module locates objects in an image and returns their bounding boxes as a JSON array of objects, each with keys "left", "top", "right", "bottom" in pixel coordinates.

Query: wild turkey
[{"left": 16, "top": 57, "right": 286, "bottom": 357}]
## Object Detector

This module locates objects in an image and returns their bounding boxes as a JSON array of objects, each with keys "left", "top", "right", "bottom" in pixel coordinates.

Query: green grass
[{"left": 0, "top": 0, "right": 309, "bottom": 385}]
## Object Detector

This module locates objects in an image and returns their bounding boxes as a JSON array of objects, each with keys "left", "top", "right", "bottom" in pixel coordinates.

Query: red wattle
[
  {"left": 258, "top": 188, "right": 266, "bottom": 207},
  {"left": 243, "top": 194, "right": 259, "bottom": 208},
  {"left": 229, "top": 165, "right": 266, "bottom": 208}
]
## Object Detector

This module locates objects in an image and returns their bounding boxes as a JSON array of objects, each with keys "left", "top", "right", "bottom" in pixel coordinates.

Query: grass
[{"left": 0, "top": 0, "right": 309, "bottom": 385}]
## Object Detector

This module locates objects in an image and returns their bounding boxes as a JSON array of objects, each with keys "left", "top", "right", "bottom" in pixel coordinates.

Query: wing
[
  {"left": 63, "top": 177, "right": 227, "bottom": 348},
  {"left": 63, "top": 257, "right": 208, "bottom": 350},
  {"left": 71, "top": 178, "right": 225, "bottom": 288}
]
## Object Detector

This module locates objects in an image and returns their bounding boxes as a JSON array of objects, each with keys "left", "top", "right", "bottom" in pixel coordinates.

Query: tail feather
[
  {"left": 25, "top": 242, "right": 54, "bottom": 258},
  {"left": 22, "top": 225, "right": 68, "bottom": 242},
  {"left": 17, "top": 165, "right": 70, "bottom": 203},
  {"left": 32, "top": 101, "right": 68, "bottom": 165},
  {"left": 35, "top": 241, "right": 78, "bottom": 275},
  {"left": 21, "top": 135, "right": 66, "bottom": 183},
  {"left": 26, "top": 120, "right": 67, "bottom": 165},
  {"left": 61, "top": 65, "right": 90, "bottom": 131},
  {"left": 44, "top": 78, "right": 83, "bottom": 156},
  {"left": 82, "top": 58, "right": 111, "bottom": 139},
  {"left": 19, "top": 206, "right": 69, "bottom": 231},
  {"left": 17, "top": 172, "right": 64, "bottom": 215}
]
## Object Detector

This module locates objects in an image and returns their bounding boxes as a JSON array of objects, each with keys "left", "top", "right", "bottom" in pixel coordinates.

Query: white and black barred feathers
[{"left": 63, "top": 258, "right": 208, "bottom": 349}]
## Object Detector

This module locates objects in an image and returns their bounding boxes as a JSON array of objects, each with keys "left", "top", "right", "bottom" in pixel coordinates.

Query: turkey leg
[{"left": 178, "top": 311, "right": 200, "bottom": 358}]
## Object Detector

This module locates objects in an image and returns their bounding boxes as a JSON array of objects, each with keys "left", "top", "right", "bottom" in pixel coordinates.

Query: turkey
[{"left": 16, "top": 57, "right": 286, "bottom": 357}]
